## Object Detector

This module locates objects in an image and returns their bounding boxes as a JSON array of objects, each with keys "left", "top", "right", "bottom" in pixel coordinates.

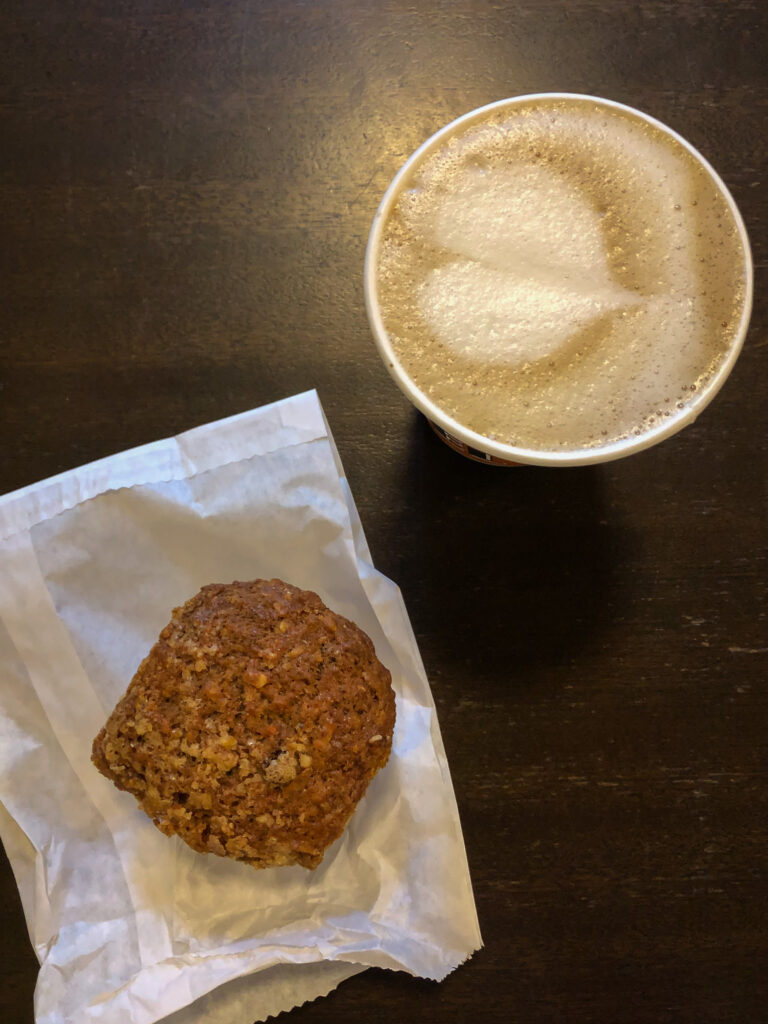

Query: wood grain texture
[{"left": 1, "top": 1, "right": 766, "bottom": 1022}]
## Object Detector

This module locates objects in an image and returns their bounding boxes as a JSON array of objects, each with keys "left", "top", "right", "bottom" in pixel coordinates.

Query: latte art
[
  {"left": 373, "top": 96, "right": 748, "bottom": 454},
  {"left": 417, "top": 162, "right": 641, "bottom": 366}
]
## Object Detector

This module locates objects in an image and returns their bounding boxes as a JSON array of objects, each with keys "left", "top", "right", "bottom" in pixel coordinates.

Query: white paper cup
[{"left": 364, "top": 94, "right": 753, "bottom": 467}]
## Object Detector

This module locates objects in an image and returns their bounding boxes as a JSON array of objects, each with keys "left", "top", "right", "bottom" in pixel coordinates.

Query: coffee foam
[
  {"left": 376, "top": 98, "right": 747, "bottom": 452},
  {"left": 418, "top": 163, "right": 641, "bottom": 365}
]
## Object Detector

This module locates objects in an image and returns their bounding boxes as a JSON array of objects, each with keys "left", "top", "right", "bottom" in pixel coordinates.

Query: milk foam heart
[{"left": 417, "top": 164, "right": 640, "bottom": 365}]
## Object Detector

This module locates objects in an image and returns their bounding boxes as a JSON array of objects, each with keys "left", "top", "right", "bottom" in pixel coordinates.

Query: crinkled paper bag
[{"left": 0, "top": 391, "right": 481, "bottom": 1024}]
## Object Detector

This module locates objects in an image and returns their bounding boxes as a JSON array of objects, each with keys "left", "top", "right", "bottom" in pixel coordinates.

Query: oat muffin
[{"left": 91, "top": 579, "right": 395, "bottom": 869}]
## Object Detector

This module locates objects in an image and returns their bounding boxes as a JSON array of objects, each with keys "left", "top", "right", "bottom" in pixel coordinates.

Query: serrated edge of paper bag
[{"left": 317, "top": 402, "right": 483, "bottom": 969}]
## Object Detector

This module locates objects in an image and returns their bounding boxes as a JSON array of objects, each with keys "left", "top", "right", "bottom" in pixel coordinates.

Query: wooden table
[{"left": 2, "top": 2, "right": 766, "bottom": 1021}]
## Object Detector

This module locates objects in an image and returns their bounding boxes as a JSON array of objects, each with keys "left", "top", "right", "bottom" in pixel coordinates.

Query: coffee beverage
[{"left": 368, "top": 95, "right": 750, "bottom": 460}]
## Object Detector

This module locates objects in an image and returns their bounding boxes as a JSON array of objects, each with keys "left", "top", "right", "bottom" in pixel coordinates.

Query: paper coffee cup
[{"left": 364, "top": 94, "right": 753, "bottom": 467}]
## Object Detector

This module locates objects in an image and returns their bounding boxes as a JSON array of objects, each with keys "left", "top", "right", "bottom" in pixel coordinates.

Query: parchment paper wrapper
[{"left": 0, "top": 391, "right": 481, "bottom": 1024}]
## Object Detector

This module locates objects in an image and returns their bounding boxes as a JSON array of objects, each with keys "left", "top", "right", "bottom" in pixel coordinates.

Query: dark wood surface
[{"left": 2, "top": 1, "right": 767, "bottom": 1022}]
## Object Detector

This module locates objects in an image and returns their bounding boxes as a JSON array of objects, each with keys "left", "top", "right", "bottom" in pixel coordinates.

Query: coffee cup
[{"left": 364, "top": 94, "right": 753, "bottom": 466}]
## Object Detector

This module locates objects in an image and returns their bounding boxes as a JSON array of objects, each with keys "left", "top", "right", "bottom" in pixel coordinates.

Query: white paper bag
[{"left": 0, "top": 391, "right": 481, "bottom": 1024}]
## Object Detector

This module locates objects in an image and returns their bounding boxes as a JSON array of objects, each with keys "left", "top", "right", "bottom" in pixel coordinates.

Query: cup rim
[{"left": 364, "top": 92, "right": 754, "bottom": 467}]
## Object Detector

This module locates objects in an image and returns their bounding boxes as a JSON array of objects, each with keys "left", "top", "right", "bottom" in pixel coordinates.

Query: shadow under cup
[{"left": 364, "top": 93, "right": 754, "bottom": 468}]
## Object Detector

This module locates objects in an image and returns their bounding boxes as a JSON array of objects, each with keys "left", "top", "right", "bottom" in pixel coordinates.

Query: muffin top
[{"left": 92, "top": 579, "right": 395, "bottom": 869}]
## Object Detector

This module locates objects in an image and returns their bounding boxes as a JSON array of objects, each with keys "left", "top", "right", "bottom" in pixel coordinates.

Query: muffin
[{"left": 91, "top": 579, "right": 395, "bottom": 869}]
